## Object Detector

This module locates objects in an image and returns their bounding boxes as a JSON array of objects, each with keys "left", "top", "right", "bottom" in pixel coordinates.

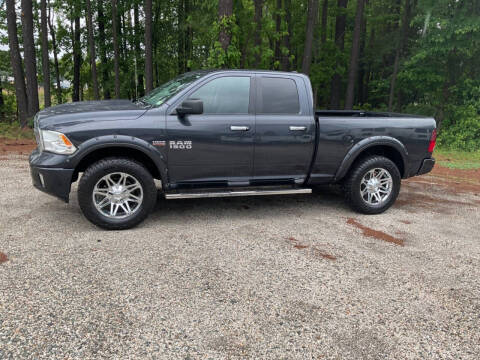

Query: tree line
[{"left": 0, "top": 0, "right": 479, "bottom": 150}]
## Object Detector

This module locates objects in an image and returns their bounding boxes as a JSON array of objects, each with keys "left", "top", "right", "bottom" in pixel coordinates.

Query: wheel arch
[
  {"left": 335, "top": 137, "right": 408, "bottom": 181},
  {"left": 70, "top": 136, "right": 167, "bottom": 185}
]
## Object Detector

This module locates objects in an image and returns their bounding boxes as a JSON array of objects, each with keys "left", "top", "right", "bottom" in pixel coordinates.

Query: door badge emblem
[{"left": 169, "top": 140, "right": 192, "bottom": 150}]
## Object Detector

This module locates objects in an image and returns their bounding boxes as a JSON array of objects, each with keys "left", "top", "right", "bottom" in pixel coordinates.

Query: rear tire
[
  {"left": 343, "top": 155, "right": 401, "bottom": 214},
  {"left": 78, "top": 157, "right": 157, "bottom": 230}
]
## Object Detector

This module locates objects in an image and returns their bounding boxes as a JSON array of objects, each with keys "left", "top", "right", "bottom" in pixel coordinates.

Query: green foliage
[
  {"left": 208, "top": 14, "right": 242, "bottom": 68},
  {"left": 438, "top": 105, "right": 480, "bottom": 152},
  {"left": 1, "top": 0, "right": 479, "bottom": 152}
]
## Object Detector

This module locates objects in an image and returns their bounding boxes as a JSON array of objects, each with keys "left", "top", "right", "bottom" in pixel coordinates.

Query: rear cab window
[{"left": 257, "top": 77, "right": 301, "bottom": 114}]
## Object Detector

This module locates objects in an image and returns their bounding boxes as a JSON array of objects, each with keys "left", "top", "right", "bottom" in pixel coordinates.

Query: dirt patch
[
  {"left": 395, "top": 186, "right": 476, "bottom": 214},
  {"left": 396, "top": 191, "right": 472, "bottom": 207},
  {"left": 0, "top": 138, "right": 36, "bottom": 155},
  {"left": 399, "top": 220, "right": 412, "bottom": 224},
  {"left": 432, "top": 164, "right": 480, "bottom": 182},
  {"left": 347, "top": 218, "right": 404, "bottom": 246},
  {"left": 0, "top": 251, "right": 8, "bottom": 264},
  {"left": 312, "top": 246, "right": 337, "bottom": 260},
  {"left": 293, "top": 244, "right": 309, "bottom": 249},
  {"left": 287, "top": 237, "right": 336, "bottom": 260},
  {"left": 407, "top": 165, "right": 480, "bottom": 195},
  {"left": 288, "top": 237, "right": 309, "bottom": 249}
]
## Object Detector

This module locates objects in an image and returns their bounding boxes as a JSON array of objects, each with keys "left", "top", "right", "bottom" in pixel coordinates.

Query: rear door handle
[
  {"left": 289, "top": 126, "right": 307, "bottom": 131},
  {"left": 230, "top": 126, "right": 250, "bottom": 131}
]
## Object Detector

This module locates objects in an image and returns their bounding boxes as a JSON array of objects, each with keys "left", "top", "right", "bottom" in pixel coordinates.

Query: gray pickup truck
[{"left": 29, "top": 70, "right": 436, "bottom": 229}]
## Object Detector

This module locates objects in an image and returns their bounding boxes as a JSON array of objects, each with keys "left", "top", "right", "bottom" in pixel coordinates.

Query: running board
[{"left": 164, "top": 188, "right": 312, "bottom": 200}]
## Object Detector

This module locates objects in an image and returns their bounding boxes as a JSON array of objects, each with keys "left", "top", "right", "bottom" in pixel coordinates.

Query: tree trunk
[
  {"left": 144, "top": 0, "right": 154, "bottom": 93},
  {"left": 302, "top": 0, "right": 319, "bottom": 75},
  {"left": 218, "top": 0, "right": 234, "bottom": 52},
  {"left": 320, "top": 0, "right": 328, "bottom": 44},
  {"left": 86, "top": 0, "right": 100, "bottom": 100},
  {"left": 6, "top": 0, "right": 29, "bottom": 126},
  {"left": 112, "top": 0, "right": 121, "bottom": 98},
  {"left": 345, "top": 0, "right": 366, "bottom": 109},
  {"left": 178, "top": 0, "right": 186, "bottom": 73},
  {"left": 274, "top": 0, "right": 282, "bottom": 67},
  {"left": 363, "top": 27, "right": 375, "bottom": 105},
  {"left": 72, "top": 12, "right": 81, "bottom": 102},
  {"left": 21, "top": 0, "right": 40, "bottom": 116},
  {"left": 329, "top": 0, "right": 348, "bottom": 109},
  {"left": 0, "top": 79, "right": 4, "bottom": 122},
  {"left": 120, "top": 10, "right": 131, "bottom": 99},
  {"left": 48, "top": 0, "right": 62, "bottom": 103},
  {"left": 40, "top": 0, "right": 51, "bottom": 108},
  {"left": 281, "top": 0, "right": 292, "bottom": 70},
  {"left": 388, "top": 0, "right": 411, "bottom": 111},
  {"left": 97, "top": 0, "right": 111, "bottom": 99},
  {"left": 134, "top": 3, "right": 144, "bottom": 97},
  {"left": 357, "top": 16, "right": 367, "bottom": 105},
  {"left": 185, "top": 0, "right": 193, "bottom": 71},
  {"left": 254, "top": 0, "right": 263, "bottom": 67}
]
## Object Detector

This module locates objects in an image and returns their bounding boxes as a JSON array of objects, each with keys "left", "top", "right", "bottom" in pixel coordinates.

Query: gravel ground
[{"left": 1, "top": 153, "right": 479, "bottom": 359}]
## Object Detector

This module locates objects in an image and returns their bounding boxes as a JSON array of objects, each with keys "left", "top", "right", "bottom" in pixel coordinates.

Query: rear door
[
  {"left": 253, "top": 75, "right": 315, "bottom": 184},
  {"left": 166, "top": 75, "right": 255, "bottom": 185}
]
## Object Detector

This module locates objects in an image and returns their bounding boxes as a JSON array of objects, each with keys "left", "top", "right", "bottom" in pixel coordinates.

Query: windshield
[{"left": 139, "top": 73, "right": 204, "bottom": 107}]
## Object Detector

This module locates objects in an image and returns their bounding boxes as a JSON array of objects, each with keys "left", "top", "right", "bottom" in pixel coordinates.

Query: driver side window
[{"left": 189, "top": 76, "right": 250, "bottom": 114}]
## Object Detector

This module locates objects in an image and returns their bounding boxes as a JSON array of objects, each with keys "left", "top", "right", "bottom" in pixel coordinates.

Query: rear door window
[{"left": 258, "top": 77, "right": 300, "bottom": 114}]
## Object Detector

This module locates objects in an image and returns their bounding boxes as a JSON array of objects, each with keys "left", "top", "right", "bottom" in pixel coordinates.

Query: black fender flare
[
  {"left": 66, "top": 135, "right": 168, "bottom": 185},
  {"left": 334, "top": 136, "right": 408, "bottom": 181}
]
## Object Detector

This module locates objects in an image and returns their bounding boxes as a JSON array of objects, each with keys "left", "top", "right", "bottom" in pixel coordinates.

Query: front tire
[
  {"left": 78, "top": 157, "right": 157, "bottom": 230},
  {"left": 344, "top": 155, "right": 401, "bottom": 214}
]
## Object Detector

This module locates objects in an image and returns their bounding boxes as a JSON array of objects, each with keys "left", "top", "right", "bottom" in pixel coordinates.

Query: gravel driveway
[{"left": 1, "top": 153, "right": 479, "bottom": 359}]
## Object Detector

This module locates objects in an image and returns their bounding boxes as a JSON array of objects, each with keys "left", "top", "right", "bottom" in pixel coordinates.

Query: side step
[{"left": 164, "top": 188, "right": 312, "bottom": 200}]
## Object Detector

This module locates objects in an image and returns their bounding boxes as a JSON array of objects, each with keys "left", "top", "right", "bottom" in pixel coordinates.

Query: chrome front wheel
[{"left": 92, "top": 172, "right": 144, "bottom": 219}]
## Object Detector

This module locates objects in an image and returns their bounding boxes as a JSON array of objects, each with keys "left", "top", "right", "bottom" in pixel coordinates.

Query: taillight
[{"left": 428, "top": 129, "right": 437, "bottom": 153}]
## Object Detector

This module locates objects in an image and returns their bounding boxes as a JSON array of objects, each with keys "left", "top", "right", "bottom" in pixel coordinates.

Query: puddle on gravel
[
  {"left": 0, "top": 251, "right": 8, "bottom": 264},
  {"left": 347, "top": 218, "right": 404, "bottom": 246}
]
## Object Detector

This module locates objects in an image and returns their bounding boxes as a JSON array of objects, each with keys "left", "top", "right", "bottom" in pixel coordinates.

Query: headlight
[{"left": 40, "top": 130, "right": 77, "bottom": 154}]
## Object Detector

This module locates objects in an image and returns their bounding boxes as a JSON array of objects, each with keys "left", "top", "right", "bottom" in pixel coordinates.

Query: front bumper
[
  {"left": 417, "top": 157, "right": 435, "bottom": 175},
  {"left": 29, "top": 149, "right": 74, "bottom": 202}
]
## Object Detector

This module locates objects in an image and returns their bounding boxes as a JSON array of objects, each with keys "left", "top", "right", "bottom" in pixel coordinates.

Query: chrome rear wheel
[
  {"left": 344, "top": 155, "right": 401, "bottom": 215},
  {"left": 360, "top": 168, "right": 393, "bottom": 206}
]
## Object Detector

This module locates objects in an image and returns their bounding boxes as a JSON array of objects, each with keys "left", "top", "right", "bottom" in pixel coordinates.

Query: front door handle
[
  {"left": 230, "top": 126, "right": 250, "bottom": 131},
  {"left": 289, "top": 126, "right": 307, "bottom": 131}
]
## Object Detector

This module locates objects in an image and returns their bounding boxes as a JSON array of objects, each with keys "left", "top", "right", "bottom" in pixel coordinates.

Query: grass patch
[
  {"left": 0, "top": 122, "right": 34, "bottom": 140},
  {"left": 435, "top": 148, "right": 480, "bottom": 170}
]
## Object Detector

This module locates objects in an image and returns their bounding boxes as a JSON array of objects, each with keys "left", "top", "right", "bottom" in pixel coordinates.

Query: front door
[
  {"left": 253, "top": 75, "right": 316, "bottom": 184},
  {"left": 166, "top": 75, "right": 255, "bottom": 185}
]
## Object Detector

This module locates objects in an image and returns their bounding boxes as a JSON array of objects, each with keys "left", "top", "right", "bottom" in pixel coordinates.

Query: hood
[{"left": 35, "top": 100, "right": 149, "bottom": 129}]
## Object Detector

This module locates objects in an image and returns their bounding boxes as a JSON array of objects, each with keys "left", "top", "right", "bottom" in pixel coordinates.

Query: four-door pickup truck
[{"left": 29, "top": 70, "right": 436, "bottom": 229}]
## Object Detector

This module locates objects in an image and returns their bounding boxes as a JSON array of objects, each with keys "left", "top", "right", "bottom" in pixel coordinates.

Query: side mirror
[{"left": 176, "top": 99, "right": 203, "bottom": 116}]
